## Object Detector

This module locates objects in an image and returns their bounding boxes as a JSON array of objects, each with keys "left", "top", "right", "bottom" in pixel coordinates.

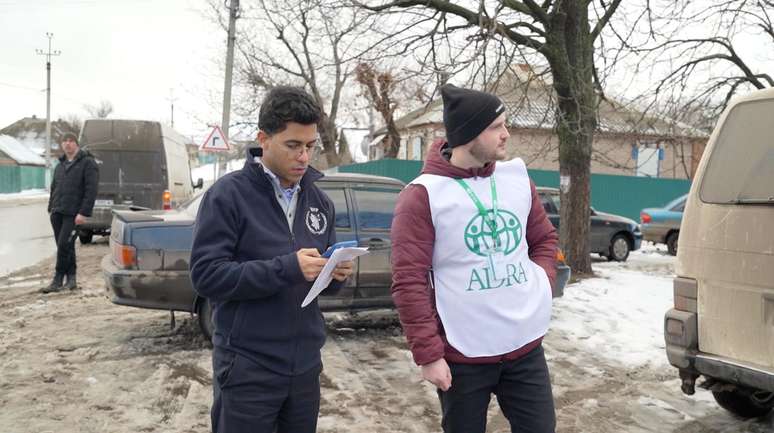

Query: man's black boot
[
  {"left": 40, "top": 273, "right": 64, "bottom": 293},
  {"left": 63, "top": 273, "right": 78, "bottom": 290}
]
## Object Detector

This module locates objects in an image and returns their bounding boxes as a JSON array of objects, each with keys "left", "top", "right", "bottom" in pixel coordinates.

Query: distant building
[
  {"left": 0, "top": 115, "right": 79, "bottom": 160},
  {"left": 0, "top": 135, "right": 47, "bottom": 193},
  {"left": 368, "top": 65, "right": 709, "bottom": 179}
]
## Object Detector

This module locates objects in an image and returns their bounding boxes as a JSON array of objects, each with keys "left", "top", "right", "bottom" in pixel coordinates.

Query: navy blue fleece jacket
[{"left": 190, "top": 150, "right": 341, "bottom": 375}]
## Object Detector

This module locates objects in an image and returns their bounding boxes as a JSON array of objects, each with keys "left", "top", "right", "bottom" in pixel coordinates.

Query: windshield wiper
[{"left": 727, "top": 197, "right": 774, "bottom": 204}]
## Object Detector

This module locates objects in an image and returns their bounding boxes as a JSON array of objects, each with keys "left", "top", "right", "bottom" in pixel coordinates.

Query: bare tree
[
  {"left": 62, "top": 114, "right": 82, "bottom": 136},
  {"left": 634, "top": 0, "right": 774, "bottom": 124},
  {"left": 220, "top": 0, "right": 386, "bottom": 168},
  {"left": 83, "top": 100, "right": 113, "bottom": 119},
  {"left": 354, "top": 63, "right": 402, "bottom": 158},
  {"left": 356, "top": 0, "right": 630, "bottom": 274}
]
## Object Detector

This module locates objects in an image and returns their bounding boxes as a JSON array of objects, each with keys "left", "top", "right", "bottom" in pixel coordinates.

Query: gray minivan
[
  {"left": 664, "top": 88, "right": 774, "bottom": 418},
  {"left": 78, "top": 119, "right": 203, "bottom": 243}
]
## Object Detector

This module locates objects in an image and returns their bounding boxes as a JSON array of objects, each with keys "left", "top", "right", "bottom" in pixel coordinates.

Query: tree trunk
[
  {"left": 319, "top": 114, "right": 340, "bottom": 168},
  {"left": 546, "top": 0, "right": 596, "bottom": 275},
  {"left": 383, "top": 118, "right": 401, "bottom": 158}
]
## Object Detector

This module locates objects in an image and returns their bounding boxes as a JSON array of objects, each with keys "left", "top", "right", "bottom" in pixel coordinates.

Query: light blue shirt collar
[{"left": 254, "top": 157, "right": 300, "bottom": 204}]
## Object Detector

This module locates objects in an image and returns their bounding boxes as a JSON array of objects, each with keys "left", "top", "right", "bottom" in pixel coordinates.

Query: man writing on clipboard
[{"left": 190, "top": 86, "right": 354, "bottom": 433}]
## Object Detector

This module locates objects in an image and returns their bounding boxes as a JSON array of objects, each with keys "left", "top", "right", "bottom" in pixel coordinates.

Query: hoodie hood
[{"left": 421, "top": 138, "right": 495, "bottom": 179}]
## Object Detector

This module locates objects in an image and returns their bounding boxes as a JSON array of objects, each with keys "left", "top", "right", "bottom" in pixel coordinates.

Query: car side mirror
[{"left": 193, "top": 178, "right": 204, "bottom": 189}]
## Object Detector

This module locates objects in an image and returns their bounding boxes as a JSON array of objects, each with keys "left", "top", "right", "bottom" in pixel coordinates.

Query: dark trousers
[
  {"left": 211, "top": 347, "right": 321, "bottom": 433},
  {"left": 438, "top": 345, "right": 556, "bottom": 433},
  {"left": 50, "top": 212, "right": 77, "bottom": 276}
]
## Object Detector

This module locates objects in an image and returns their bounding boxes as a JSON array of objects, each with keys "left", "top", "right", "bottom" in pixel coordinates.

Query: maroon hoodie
[{"left": 390, "top": 139, "right": 559, "bottom": 366}]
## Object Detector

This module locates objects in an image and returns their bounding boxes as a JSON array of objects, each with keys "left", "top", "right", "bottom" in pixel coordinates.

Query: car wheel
[
  {"left": 196, "top": 298, "right": 214, "bottom": 342},
  {"left": 608, "top": 234, "right": 631, "bottom": 262},
  {"left": 666, "top": 231, "right": 679, "bottom": 256},
  {"left": 78, "top": 231, "right": 93, "bottom": 245},
  {"left": 713, "top": 389, "right": 773, "bottom": 419}
]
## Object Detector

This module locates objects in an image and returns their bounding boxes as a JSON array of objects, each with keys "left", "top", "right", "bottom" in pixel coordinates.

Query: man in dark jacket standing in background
[
  {"left": 41, "top": 132, "right": 99, "bottom": 293},
  {"left": 390, "top": 85, "right": 559, "bottom": 433},
  {"left": 190, "top": 86, "right": 354, "bottom": 433}
]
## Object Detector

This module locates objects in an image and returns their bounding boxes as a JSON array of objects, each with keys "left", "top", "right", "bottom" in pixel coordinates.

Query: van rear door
[
  {"left": 82, "top": 120, "right": 166, "bottom": 209},
  {"left": 680, "top": 96, "right": 774, "bottom": 369}
]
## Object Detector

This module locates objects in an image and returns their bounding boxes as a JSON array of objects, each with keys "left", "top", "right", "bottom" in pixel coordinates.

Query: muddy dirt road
[{"left": 1, "top": 242, "right": 771, "bottom": 432}]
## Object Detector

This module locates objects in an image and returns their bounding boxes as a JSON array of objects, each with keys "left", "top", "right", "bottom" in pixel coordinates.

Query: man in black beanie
[
  {"left": 390, "top": 84, "right": 558, "bottom": 433},
  {"left": 42, "top": 132, "right": 99, "bottom": 293}
]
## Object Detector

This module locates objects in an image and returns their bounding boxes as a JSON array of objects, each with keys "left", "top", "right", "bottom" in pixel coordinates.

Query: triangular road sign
[{"left": 200, "top": 126, "right": 230, "bottom": 152}]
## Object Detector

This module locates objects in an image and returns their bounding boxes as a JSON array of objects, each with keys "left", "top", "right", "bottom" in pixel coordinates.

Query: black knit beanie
[
  {"left": 441, "top": 84, "right": 505, "bottom": 148},
  {"left": 61, "top": 132, "right": 78, "bottom": 144}
]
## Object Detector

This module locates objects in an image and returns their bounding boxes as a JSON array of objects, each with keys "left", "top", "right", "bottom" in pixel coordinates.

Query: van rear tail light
[
  {"left": 162, "top": 190, "right": 172, "bottom": 210},
  {"left": 640, "top": 212, "right": 652, "bottom": 224},
  {"left": 111, "top": 240, "right": 137, "bottom": 269},
  {"left": 673, "top": 277, "right": 698, "bottom": 313}
]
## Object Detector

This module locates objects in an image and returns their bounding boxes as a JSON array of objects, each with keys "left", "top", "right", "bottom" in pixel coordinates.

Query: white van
[{"left": 664, "top": 88, "right": 774, "bottom": 418}]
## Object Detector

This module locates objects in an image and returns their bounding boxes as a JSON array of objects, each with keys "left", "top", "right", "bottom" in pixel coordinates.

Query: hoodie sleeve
[
  {"left": 47, "top": 165, "right": 57, "bottom": 213},
  {"left": 190, "top": 183, "right": 305, "bottom": 302},
  {"left": 79, "top": 157, "right": 99, "bottom": 217},
  {"left": 390, "top": 184, "right": 445, "bottom": 366},
  {"left": 526, "top": 180, "right": 559, "bottom": 290},
  {"left": 323, "top": 192, "right": 344, "bottom": 295}
]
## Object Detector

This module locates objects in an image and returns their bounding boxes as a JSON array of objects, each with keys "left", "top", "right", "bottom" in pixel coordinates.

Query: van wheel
[
  {"left": 666, "top": 232, "right": 679, "bottom": 256},
  {"left": 78, "top": 231, "right": 93, "bottom": 245},
  {"left": 196, "top": 298, "right": 214, "bottom": 342},
  {"left": 608, "top": 234, "right": 631, "bottom": 262},
  {"left": 713, "top": 389, "right": 773, "bottom": 418}
]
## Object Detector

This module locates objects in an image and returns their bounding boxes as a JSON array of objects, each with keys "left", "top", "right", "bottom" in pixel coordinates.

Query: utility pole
[
  {"left": 36, "top": 32, "right": 60, "bottom": 191},
  {"left": 219, "top": 0, "right": 239, "bottom": 178},
  {"left": 167, "top": 88, "right": 177, "bottom": 129}
]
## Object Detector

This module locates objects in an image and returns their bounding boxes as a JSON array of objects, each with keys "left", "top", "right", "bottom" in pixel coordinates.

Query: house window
[
  {"left": 411, "top": 136, "right": 423, "bottom": 160},
  {"left": 633, "top": 142, "right": 662, "bottom": 177}
]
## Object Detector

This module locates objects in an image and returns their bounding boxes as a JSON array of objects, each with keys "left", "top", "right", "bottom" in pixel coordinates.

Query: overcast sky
[
  {"left": 2, "top": 1, "right": 772, "bottom": 146},
  {"left": 0, "top": 0, "right": 224, "bottom": 141}
]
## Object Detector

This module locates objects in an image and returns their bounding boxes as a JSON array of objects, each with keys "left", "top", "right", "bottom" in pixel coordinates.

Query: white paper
[{"left": 301, "top": 247, "right": 370, "bottom": 308}]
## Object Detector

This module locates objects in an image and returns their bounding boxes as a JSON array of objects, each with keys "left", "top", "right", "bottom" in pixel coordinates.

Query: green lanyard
[{"left": 454, "top": 176, "right": 501, "bottom": 249}]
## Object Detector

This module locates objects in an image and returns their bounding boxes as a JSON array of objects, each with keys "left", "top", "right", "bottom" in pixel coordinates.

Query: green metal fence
[
  {"left": 338, "top": 159, "right": 691, "bottom": 221},
  {"left": 0, "top": 165, "right": 47, "bottom": 194}
]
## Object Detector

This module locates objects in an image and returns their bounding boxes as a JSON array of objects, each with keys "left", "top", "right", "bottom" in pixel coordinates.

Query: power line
[{"left": 0, "top": 81, "right": 42, "bottom": 92}]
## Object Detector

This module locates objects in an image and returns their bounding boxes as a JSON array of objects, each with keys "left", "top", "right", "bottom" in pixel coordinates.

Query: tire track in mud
[
  {"left": 3, "top": 244, "right": 772, "bottom": 432},
  {"left": 319, "top": 318, "right": 441, "bottom": 433},
  {"left": 0, "top": 244, "right": 214, "bottom": 433}
]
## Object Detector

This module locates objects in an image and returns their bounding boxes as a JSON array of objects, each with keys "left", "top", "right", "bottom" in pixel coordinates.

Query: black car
[
  {"left": 537, "top": 187, "right": 642, "bottom": 261},
  {"left": 103, "top": 173, "right": 571, "bottom": 339}
]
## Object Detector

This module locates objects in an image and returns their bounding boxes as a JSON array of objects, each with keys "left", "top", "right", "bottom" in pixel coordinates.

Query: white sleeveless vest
[{"left": 411, "top": 158, "right": 552, "bottom": 357}]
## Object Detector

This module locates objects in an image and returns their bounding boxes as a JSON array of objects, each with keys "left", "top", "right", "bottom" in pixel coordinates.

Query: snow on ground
[
  {"left": 190, "top": 158, "right": 243, "bottom": 184},
  {"left": 551, "top": 243, "right": 675, "bottom": 369},
  {"left": 0, "top": 189, "right": 48, "bottom": 202},
  {"left": 2, "top": 240, "right": 773, "bottom": 431}
]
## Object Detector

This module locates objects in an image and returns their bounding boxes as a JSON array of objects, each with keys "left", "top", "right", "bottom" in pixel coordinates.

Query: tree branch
[
  {"left": 354, "top": 0, "right": 546, "bottom": 51},
  {"left": 590, "top": 0, "right": 623, "bottom": 41}
]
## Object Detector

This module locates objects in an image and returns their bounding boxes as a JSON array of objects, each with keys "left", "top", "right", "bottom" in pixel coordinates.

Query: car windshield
[
  {"left": 181, "top": 193, "right": 204, "bottom": 216},
  {"left": 664, "top": 194, "right": 687, "bottom": 211}
]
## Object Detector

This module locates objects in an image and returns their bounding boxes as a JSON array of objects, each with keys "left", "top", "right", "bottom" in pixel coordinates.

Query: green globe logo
[{"left": 464, "top": 209, "right": 522, "bottom": 257}]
